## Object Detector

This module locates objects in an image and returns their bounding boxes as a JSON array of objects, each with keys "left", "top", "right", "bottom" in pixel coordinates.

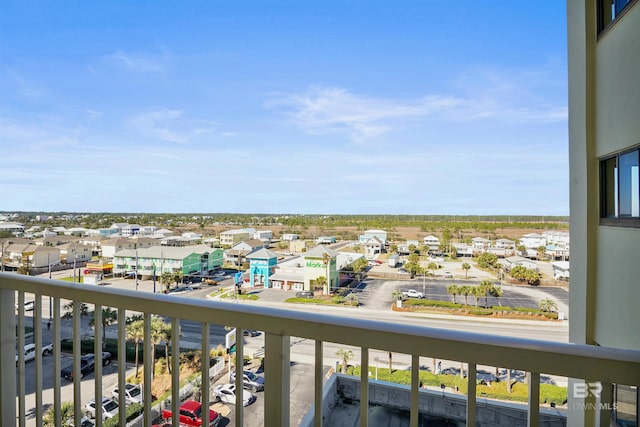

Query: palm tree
[
  {"left": 173, "top": 270, "right": 184, "bottom": 287},
  {"left": 335, "top": 349, "right": 354, "bottom": 374},
  {"left": 427, "top": 262, "right": 438, "bottom": 276},
  {"left": 491, "top": 286, "right": 504, "bottom": 306},
  {"left": 62, "top": 301, "right": 89, "bottom": 323},
  {"left": 160, "top": 272, "right": 173, "bottom": 293},
  {"left": 446, "top": 285, "right": 459, "bottom": 304},
  {"left": 126, "top": 319, "right": 144, "bottom": 377},
  {"left": 537, "top": 245, "right": 547, "bottom": 260},
  {"left": 314, "top": 276, "right": 327, "bottom": 294},
  {"left": 471, "top": 286, "right": 483, "bottom": 307},
  {"left": 159, "top": 321, "right": 174, "bottom": 374},
  {"left": 391, "top": 289, "right": 403, "bottom": 301},
  {"left": 89, "top": 307, "right": 118, "bottom": 348},
  {"left": 461, "top": 262, "right": 471, "bottom": 278},
  {"left": 150, "top": 317, "right": 168, "bottom": 377},
  {"left": 539, "top": 298, "right": 557, "bottom": 312},
  {"left": 479, "top": 280, "right": 494, "bottom": 307},
  {"left": 43, "top": 401, "right": 74, "bottom": 426},
  {"left": 459, "top": 286, "right": 471, "bottom": 305}
]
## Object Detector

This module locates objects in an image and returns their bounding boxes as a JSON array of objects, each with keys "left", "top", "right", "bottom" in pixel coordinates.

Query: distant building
[
  {"left": 358, "top": 229, "right": 387, "bottom": 245},
  {"left": 281, "top": 233, "right": 299, "bottom": 241},
  {"left": 220, "top": 228, "right": 256, "bottom": 246}
]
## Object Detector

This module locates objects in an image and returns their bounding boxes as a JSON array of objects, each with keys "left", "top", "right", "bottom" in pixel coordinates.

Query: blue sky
[{"left": 0, "top": 1, "right": 568, "bottom": 215}]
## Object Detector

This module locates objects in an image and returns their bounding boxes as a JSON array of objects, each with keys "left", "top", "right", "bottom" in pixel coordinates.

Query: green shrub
[
  {"left": 344, "top": 366, "right": 565, "bottom": 406},
  {"left": 103, "top": 402, "right": 142, "bottom": 427}
]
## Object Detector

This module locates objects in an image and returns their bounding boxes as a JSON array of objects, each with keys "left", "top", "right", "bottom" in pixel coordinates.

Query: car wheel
[
  {"left": 103, "top": 359, "right": 111, "bottom": 366},
  {"left": 252, "top": 386, "right": 258, "bottom": 392},
  {"left": 43, "top": 349, "right": 50, "bottom": 356}
]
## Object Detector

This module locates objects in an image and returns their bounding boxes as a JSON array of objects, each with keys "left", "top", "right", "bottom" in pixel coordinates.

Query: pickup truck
[
  {"left": 161, "top": 400, "right": 221, "bottom": 427},
  {"left": 61, "top": 352, "right": 112, "bottom": 380},
  {"left": 401, "top": 289, "right": 424, "bottom": 299},
  {"left": 16, "top": 343, "right": 53, "bottom": 366}
]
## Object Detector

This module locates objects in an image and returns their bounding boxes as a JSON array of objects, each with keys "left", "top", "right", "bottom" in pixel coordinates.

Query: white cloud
[
  {"left": 86, "top": 110, "right": 103, "bottom": 122},
  {"left": 127, "top": 109, "right": 218, "bottom": 144},
  {"left": 103, "top": 49, "right": 168, "bottom": 73},
  {"left": 267, "top": 67, "right": 567, "bottom": 142},
  {"left": 267, "top": 86, "right": 460, "bottom": 142}
]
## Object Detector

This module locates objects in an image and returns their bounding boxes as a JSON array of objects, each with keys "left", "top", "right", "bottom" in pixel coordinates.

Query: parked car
[
  {"left": 295, "top": 290, "right": 314, "bottom": 299},
  {"left": 202, "top": 278, "right": 218, "bottom": 285},
  {"left": 444, "top": 271, "right": 453, "bottom": 278},
  {"left": 213, "top": 383, "right": 256, "bottom": 406},
  {"left": 111, "top": 383, "right": 142, "bottom": 404},
  {"left": 16, "top": 342, "right": 53, "bottom": 366},
  {"left": 242, "top": 329, "right": 260, "bottom": 337},
  {"left": 84, "top": 397, "right": 118, "bottom": 420},
  {"left": 61, "top": 352, "right": 111, "bottom": 380},
  {"left": 401, "top": 289, "right": 424, "bottom": 299},
  {"left": 15, "top": 301, "right": 35, "bottom": 311},
  {"left": 231, "top": 370, "right": 265, "bottom": 392},
  {"left": 213, "top": 270, "right": 226, "bottom": 277},
  {"left": 161, "top": 400, "right": 220, "bottom": 426}
]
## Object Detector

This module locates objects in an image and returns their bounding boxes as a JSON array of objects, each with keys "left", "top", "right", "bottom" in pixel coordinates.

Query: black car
[
  {"left": 61, "top": 352, "right": 112, "bottom": 380},
  {"left": 295, "top": 290, "right": 314, "bottom": 298},
  {"left": 242, "top": 329, "right": 260, "bottom": 337}
]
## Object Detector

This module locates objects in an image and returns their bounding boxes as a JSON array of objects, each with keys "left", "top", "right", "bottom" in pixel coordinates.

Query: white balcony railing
[{"left": 2, "top": 272, "right": 640, "bottom": 427}]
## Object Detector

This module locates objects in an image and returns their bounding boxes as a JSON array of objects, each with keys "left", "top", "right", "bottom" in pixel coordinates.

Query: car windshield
[
  {"left": 245, "top": 372, "right": 258, "bottom": 381},
  {"left": 192, "top": 406, "right": 202, "bottom": 417},
  {"left": 129, "top": 386, "right": 141, "bottom": 397},
  {"left": 104, "top": 400, "right": 118, "bottom": 411}
]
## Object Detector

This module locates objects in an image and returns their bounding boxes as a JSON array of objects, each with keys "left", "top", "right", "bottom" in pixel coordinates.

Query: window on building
[
  {"left": 598, "top": 0, "right": 637, "bottom": 33},
  {"left": 600, "top": 147, "right": 640, "bottom": 225}
]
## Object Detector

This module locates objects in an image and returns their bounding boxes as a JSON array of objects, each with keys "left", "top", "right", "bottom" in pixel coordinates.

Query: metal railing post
[
  {"left": 467, "top": 363, "right": 477, "bottom": 427},
  {"left": 314, "top": 340, "right": 323, "bottom": 427},
  {"left": 0, "top": 288, "right": 16, "bottom": 426},
  {"left": 360, "top": 347, "right": 369, "bottom": 427},
  {"left": 410, "top": 354, "right": 419, "bottom": 427},
  {"left": 265, "top": 332, "right": 290, "bottom": 427},
  {"left": 527, "top": 372, "right": 540, "bottom": 427}
]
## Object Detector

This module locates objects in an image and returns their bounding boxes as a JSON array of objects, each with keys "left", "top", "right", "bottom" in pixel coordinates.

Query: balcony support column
[
  {"left": 466, "top": 363, "right": 477, "bottom": 427},
  {"left": 527, "top": 372, "right": 540, "bottom": 427},
  {"left": 17, "top": 291, "right": 26, "bottom": 426},
  {"left": 0, "top": 288, "right": 16, "bottom": 426},
  {"left": 265, "top": 332, "right": 290, "bottom": 427},
  {"left": 201, "top": 322, "right": 211, "bottom": 427},
  {"left": 117, "top": 308, "right": 127, "bottom": 427},
  {"left": 73, "top": 301, "right": 82, "bottom": 427},
  {"left": 53, "top": 298, "right": 62, "bottom": 427},
  {"left": 360, "top": 347, "right": 369, "bottom": 427},
  {"left": 235, "top": 327, "right": 244, "bottom": 427},
  {"left": 144, "top": 313, "right": 153, "bottom": 426},
  {"left": 599, "top": 382, "right": 613, "bottom": 427},
  {"left": 410, "top": 354, "right": 419, "bottom": 427},
  {"left": 314, "top": 340, "right": 323, "bottom": 427}
]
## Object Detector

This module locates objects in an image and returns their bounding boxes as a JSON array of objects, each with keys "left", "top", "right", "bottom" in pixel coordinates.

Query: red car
[{"left": 161, "top": 400, "right": 221, "bottom": 427}]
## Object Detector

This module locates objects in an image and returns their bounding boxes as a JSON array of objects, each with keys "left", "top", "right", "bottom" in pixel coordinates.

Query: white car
[
  {"left": 84, "top": 397, "right": 118, "bottom": 420},
  {"left": 443, "top": 271, "right": 453, "bottom": 278},
  {"left": 16, "top": 343, "right": 53, "bottom": 366},
  {"left": 214, "top": 383, "right": 255, "bottom": 407},
  {"left": 15, "top": 301, "right": 35, "bottom": 311},
  {"left": 111, "top": 383, "right": 142, "bottom": 404}
]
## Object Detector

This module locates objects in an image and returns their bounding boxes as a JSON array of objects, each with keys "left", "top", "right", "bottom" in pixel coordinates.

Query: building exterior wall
[
  {"left": 568, "top": 1, "right": 640, "bottom": 424},
  {"left": 569, "top": 0, "right": 640, "bottom": 352},
  {"left": 303, "top": 256, "right": 337, "bottom": 291},
  {"left": 248, "top": 257, "right": 277, "bottom": 288}
]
